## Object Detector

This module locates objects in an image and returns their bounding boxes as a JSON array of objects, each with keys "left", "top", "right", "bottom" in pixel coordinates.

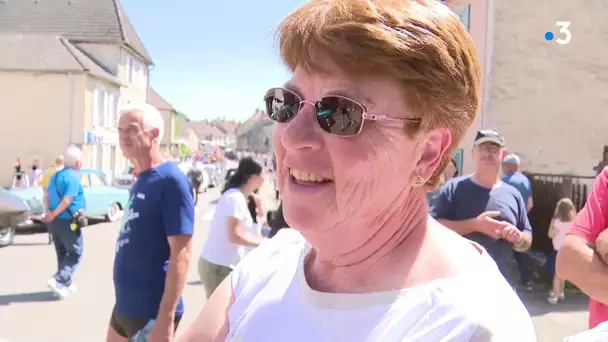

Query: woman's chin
[{"left": 282, "top": 202, "right": 324, "bottom": 232}]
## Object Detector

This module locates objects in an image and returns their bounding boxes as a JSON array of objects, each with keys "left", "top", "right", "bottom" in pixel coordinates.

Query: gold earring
[{"left": 414, "top": 175, "right": 425, "bottom": 186}]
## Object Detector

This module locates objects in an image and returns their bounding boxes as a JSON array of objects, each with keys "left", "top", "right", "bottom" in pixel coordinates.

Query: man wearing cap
[
  {"left": 502, "top": 153, "right": 535, "bottom": 290},
  {"left": 430, "top": 130, "right": 533, "bottom": 285}
]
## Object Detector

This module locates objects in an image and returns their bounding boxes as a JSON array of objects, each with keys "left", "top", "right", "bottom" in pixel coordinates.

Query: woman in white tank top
[
  {"left": 198, "top": 157, "right": 265, "bottom": 298},
  {"left": 179, "top": 1, "right": 536, "bottom": 341}
]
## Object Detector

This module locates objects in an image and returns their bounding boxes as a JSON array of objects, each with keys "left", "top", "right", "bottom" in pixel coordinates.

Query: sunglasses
[{"left": 264, "top": 87, "right": 420, "bottom": 136}]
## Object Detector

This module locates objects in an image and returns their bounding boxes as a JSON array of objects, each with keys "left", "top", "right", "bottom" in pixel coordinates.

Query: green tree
[{"left": 180, "top": 143, "right": 190, "bottom": 157}]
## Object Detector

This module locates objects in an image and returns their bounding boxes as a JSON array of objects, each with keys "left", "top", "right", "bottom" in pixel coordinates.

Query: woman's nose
[{"left": 280, "top": 103, "right": 324, "bottom": 152}]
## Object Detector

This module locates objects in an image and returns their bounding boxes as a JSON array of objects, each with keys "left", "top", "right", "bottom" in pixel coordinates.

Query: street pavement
[{"left": 0, "top": 181, "right": 590, "bottom": 342}]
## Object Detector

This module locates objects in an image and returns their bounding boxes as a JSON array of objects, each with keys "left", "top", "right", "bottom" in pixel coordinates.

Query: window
[
  {"left": 102, "top": 91, "right": 110, "bottom": 127},
  {"left": 133, "top": 61, "right": 140, "bottom": 85},
  {"left": 92, "top": 89, "right": 100, "bottom": 127},
  {"left": 453, "top": 5, "right": 471, "bottom": 31},
  {"left": 91, "top": 143, "right": 103, "bottom": 169},
  {"left": 80, "top": 174, "right": 90, "bottom": 188},
  {"left": 125, "top": 55, "right": 133, "bottom": 84},
  {"left": 117, "top": 96, "right": 127, "bottom": 126},
  {"left": 90, "top": 174, "right": 107, "bottom": 187},
  {"left": 93, "top": 90, "right": 120, "bottom": 128},
  {"left": 107, "top": 93, "right": 117, "bottom": 128},
  {"left": 92, "top": 89, "right": 105, "bottom": 127},
  {"left": 99, "top": 91, "right": 105, "bottom": 127}
]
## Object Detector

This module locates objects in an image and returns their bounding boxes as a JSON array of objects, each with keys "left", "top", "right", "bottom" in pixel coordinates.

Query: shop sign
[{"left": 85, "top": 127, "right": 118, "bottom": 145}]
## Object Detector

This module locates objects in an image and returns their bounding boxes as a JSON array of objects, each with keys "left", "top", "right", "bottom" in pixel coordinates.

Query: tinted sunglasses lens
[
  {"left": 315, "top": 97, "right": 364, "bottom": 136},
  {"left": 265, "top": 88, "right": 301, "bottom": 123}
]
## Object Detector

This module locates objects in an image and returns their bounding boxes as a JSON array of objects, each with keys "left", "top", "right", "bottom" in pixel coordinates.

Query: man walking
[
  {"left": 108, "top": 103, "right": 194, "bottom": 342},
  {"left": 430, "top": 130, "right": 533, "bottom": 285},
  {"left": 187, "top": 164, "right": 203, "bottom": 205},
  {"left": 43, "top": 146, "right": 85, "bottom": 299},
  {"left": 502, "top": 153, "right": 535, "bottom": 290}
]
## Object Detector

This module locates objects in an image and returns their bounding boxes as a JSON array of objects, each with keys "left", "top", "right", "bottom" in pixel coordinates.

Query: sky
[{"left": 121, "top": 1, "right": 306, "bottom": 122}]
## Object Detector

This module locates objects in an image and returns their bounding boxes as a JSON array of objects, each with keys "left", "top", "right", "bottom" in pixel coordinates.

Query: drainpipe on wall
[
  {"left": 481, "top": 0, "right": 496, "bottom": 129},
  {"left": 67, "top": 72, "right": 75, "bottom": 146}
]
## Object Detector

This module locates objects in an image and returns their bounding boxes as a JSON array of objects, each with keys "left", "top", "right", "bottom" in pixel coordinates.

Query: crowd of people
[
  {"left": 11, "top": 157, "right": 43, "bottom": 188},
  {"left": 36, "top": 0, "right": 608, "bottom": 341}
]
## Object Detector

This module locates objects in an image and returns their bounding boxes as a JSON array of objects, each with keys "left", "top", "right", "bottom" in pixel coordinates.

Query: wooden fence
[{"left": 524, "top": 172, "right": 596, "bottom": 252}]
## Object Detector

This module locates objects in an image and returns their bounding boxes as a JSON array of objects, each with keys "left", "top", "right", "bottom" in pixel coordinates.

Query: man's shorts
[{"left": 109, "top": 306, "right": 182, "bottom": 339}]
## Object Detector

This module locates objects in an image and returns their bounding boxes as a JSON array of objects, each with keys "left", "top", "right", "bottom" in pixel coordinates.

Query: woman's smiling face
[{"left": 273, "top": 64, "right": 433, "bottom": 235}]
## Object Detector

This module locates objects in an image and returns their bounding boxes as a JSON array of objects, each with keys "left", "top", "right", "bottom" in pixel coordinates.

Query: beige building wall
[
  {"left": 82, "top": 77, "right": 123, "bottom": 182},
  {"left": 118, "top": 48, "right": 149, "bottom": 105},
  {"left": 187, "top": 129, "right": 199, "bottom": 154},
  {"left": 113, "top": 49, "right": 150, "bottom": 177},
  {"left": 75, "top": 43, "right": 121, "bottom": 75},
  {"left": 448, "top": 0, "right": 492, "bottom": 175},
  {"left": 76, "top": 47, "right": 152, "bottom": 181},
  {"left": 485, "top": 0, "right": 608, "bottom": 175},
  {"left": 0, "top": 72, "right": 86, "bottom": 186},
  {"left": 159, "top": 109, "right": 176, "bottom": 146}
]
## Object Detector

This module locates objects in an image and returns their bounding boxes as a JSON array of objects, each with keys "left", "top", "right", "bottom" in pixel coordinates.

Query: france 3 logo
[{"left": 545, "top": 21, "right": 572, "bottom": 45}]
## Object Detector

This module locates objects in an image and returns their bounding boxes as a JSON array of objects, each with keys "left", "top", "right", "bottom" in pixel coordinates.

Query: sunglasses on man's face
[{"left": 264, "top": 87, "right": 420, "bottom": 136}]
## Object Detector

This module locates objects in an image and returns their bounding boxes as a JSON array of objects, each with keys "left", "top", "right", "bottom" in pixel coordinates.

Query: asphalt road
[{"left": 0, "top": 183, "right": 590, "bottom": 341}]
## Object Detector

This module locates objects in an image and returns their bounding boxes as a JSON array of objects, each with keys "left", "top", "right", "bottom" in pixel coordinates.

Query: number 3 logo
[{"left": 555, "top": 21, "right": 572, "bottom": 45}]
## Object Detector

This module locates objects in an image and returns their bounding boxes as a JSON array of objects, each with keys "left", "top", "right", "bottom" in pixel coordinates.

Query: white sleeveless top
[
  {"left": 551, "top": 219, "right": 572, "bottom": 251},
  {"left": 227, "top": 230, "right": 536, "bottom": 342}
]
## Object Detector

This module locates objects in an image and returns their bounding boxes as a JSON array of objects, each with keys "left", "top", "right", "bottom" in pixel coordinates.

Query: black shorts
[{"left": 109, "top": 306, "right": 182, "bottom": 339}]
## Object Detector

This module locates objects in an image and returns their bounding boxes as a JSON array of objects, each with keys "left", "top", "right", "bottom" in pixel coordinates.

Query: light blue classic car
[{"left": 7, "top": 169, "right": 130, "bottom": 230}]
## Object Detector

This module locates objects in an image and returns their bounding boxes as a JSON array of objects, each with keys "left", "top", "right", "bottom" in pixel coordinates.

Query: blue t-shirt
[
  {"left": 426, "top": 191, "right": 440, "bottom": 211},
  {"left": 47, "top": 168, "right": 85, "bottom": 220},
  {"left": 502, "top": 171, "right": 532, "bottom": 202},
  {"left": 113, "top": 162, "right": 195, "bottom": 319},
  {"left": 430, "top": 176, "right": 532, "bottom": 280}
]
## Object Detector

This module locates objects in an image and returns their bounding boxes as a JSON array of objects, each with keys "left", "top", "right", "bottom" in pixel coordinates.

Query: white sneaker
[
  {"left": 47, "top": 277, "right": 69, "bottom": 299},
  {"left": 547, "top": 294, "right": 558, "bottom": 304},
  {"left": 68, "top": 283, "right": 78, "bottom": 293}
]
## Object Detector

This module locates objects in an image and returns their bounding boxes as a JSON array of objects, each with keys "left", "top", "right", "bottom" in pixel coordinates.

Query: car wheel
[
  {"left": 105, "top": 203, "right": 122, "bottom": 222},
  {"left": 0, "top": 226, "right": 16, "bottom": 247}
]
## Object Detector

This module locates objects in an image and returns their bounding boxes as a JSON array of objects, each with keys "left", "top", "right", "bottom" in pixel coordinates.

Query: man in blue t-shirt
[
  {"left": 502, "top": 153, "right": 535, "bottom": 289},
  {"left": 430, "top": 130, "right": 533, "bottom": 285},
  {"left": 43, "top": 146, "right": 86, "bottom": 299},
  {"left": 502, "top": 154, "right": 533, "bottom": 212},
  {"left": 109, "top": 103, "right": 195, "bottom": 341}
]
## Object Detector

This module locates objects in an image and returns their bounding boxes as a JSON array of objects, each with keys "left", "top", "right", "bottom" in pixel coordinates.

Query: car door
[
  {"left": 82, "top": 172, "right": 106, "bottom": 216},
  {"left": 87, "top": 172, "right": 111, "bottom": 216},
  {"left": 80, "top": 173, "right": 92, "bottom": 213}
]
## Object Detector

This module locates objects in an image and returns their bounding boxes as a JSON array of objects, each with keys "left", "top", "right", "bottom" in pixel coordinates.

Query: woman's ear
[{"left": 413, "top": 127, "right": 452, "bottom": 183}]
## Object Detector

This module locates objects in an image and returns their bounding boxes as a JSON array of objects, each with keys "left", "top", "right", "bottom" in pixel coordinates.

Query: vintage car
[
  {"left": 0, "top": 188, "right": 31, "bottom": 247},
  {"left": 112, "top": 165, "right": 136, "bottom": 189},
  {"left": 113, "top": 162, "right": 221, "bottom": 191},
  {"left": 0, "top": 169, "right": 130, "bottom": 246}
]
